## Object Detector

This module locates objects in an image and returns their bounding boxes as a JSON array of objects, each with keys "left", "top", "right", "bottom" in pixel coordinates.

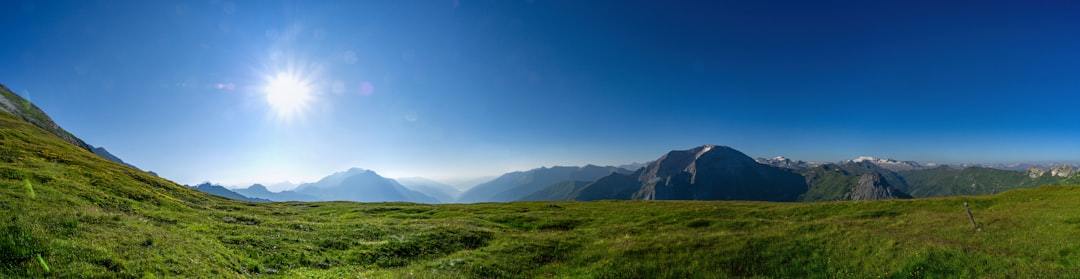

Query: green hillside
[
  {"left": 899, "top": 166, "right": 1062, "bottom": 197},
  {"left": 7, "top": 110, "right": 1080, "bottom": 277},
  {"left": 518, "top": 181, "right": 590, "bottom": 201},
  {"left": 798, "top": 162, "right": 910, "bottom": 201},
  {"left": 0, "top": 84, "right": 92, "bottom": 151}
]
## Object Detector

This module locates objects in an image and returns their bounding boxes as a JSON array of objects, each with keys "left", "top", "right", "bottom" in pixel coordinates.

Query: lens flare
[{"left": 264, "top": 72, "right": 312, "bottom": 120}]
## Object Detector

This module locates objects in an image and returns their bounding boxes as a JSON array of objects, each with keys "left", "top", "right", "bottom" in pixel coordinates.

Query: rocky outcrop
[
  {"left": 1024, "top": 165, "right": 1076, "bottom": 178},
  {"left": 1028, "top": 167, "right": 1047, "bottom": 178},
  {"left": 1051, "top": 165, "right": 1075, "bottom": 178},
  {"left": 846, "top": 173, "right": 911, "bottom": 200}
]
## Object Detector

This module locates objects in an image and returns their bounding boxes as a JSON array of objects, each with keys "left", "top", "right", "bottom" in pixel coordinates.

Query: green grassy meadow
[{"left": 4, "top": 112, "right": 1080, "bottom": 278}]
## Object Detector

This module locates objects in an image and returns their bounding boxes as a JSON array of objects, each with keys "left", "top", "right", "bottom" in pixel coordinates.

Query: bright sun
[{"left": 264, "top": 72, "right": 312, "bottom": 119}]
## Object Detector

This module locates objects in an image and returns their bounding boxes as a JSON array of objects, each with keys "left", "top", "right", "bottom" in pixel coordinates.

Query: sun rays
[{"left": 264, "top": 71, "right": 313, "bottom": 121}]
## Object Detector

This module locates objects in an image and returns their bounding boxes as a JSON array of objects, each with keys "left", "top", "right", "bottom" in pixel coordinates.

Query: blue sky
[{"left": 2, "top": 0, "right": 1080, "bottom": 189}]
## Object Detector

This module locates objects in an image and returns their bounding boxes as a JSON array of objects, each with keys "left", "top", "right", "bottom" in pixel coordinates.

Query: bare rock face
[
  {"left": 574, "top": 145, "right": 808, "bottom": 201},
  {"left": 847, "top": 173, "right": 910, "bottom": 200},
  {"left": 1028, "top": 167, "right": 1047, "bottom": 178},
  {"left": 630, "top": 145, "right": 807, "bottom": 201},
  {"left": 1051, "top": 165, "right": 1075, "bottom": 178}
]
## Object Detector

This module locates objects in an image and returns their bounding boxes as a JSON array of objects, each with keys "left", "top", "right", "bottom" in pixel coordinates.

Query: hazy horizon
[
  {"left": 203, "top": 151, "right": 1080, "bottom": 193},
  {"left": 4, "top": 0, "right": 1080, "bottom": 187}
]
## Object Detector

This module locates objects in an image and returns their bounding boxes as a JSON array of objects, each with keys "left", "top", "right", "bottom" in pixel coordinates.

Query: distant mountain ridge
[
  {"left": 208, "top": 148, "right": 1078, "bottom": 204},
  {"left": 229, "top": 169, "right": 441, "bottom": 203},
  {"left": 458, "top": 165, "right": 632, "bottom": 203},
  {"left": 233, "top": 184, "right": 318, "bottom": 202},
  {"left": 292, "top": 168, "right": 437, "bottom": 203},
  {"left": 847, "top": 156, "right": 926, "bottom": 172},
  {"left": 523, "top": 147, "right": 1058, "bottom": 202},
  {"left": 192, "top": 183, "right": 270, "bottom": 202},
  {"left": 756, "top": 156, "right": 815, "bottom": 170}
]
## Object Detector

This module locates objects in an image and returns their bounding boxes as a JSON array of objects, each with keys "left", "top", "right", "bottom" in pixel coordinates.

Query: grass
[
  {"left": 4, "top": 112, "right": 1080, "bottom": 277},
  {"left": 900, "top": 166, "right": 1063, "bottom": 197}
]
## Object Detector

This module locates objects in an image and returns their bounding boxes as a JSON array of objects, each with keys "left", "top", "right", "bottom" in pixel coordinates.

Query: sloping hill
[
  {"left": 0, "top": 85, "right": 141, "bottom": 170},
  {"left": 898, "top": 166, "right": 1062, "bottom": 197},
  {"left": 0, "top": 110, "right": 242, "bottom": 276},
  {"left": 0, "top": 84, "right": 91, "bottom": 151},
  {"left": 518, "top": 181, "right": 591, "bottom": 201},
  {"left": 0, "top": 105, "right": 509, "bottom": 277}
]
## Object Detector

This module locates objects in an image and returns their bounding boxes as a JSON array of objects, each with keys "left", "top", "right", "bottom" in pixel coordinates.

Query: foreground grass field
[{"left": 4, "top": 111, "right": 1080, "bottom": 278}]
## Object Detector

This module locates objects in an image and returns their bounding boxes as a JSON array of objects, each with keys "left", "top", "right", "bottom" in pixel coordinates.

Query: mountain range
[
  {"left": 516, "top": 145, "right": 1080, "bottom": 203},
  {"left": 847, "top": 156, "right": 927, "bottom": 172},
  {"left": 191, "top": 183, "right": 270, "bottom": 203},
  {"left": 190, "top": 145, "right": 1080, "bottom": 204},
  {"left": 232, "top": 184, "right": 318, "bottom": 202},
  {"left": 456, "top": 165, "right": 633, "bottom": 203},
  {"left": 520, "top": 146, "right": 913, "bottom": 202},
  {"left": 9, "top": 83, "right": 1072, "bottom": 205}
]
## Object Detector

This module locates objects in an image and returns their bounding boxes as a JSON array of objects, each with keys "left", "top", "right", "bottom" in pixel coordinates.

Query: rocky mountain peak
[
  {"left": 247, "top": 184, "right": 271, "bottom": 192},
  {"left": 847, "top": 173, "right": 910, "bottom": 200},
  {"left": 640, "top": 145, "right": 751, "bottom": 183},
  {"left": 620, "top": 145, "right": 806, "bottom": 201}
]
